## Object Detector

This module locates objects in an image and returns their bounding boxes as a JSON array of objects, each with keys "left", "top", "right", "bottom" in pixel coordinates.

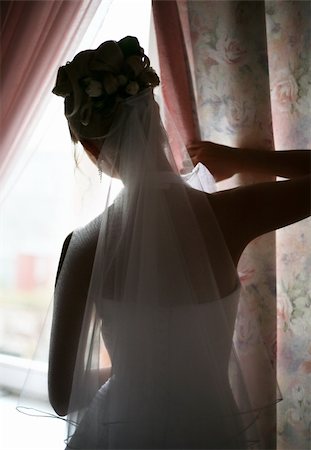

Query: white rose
[
  {"left": 85, "top": 79, "right": 103, "bottom": 98},
  {"left": 117, "top": 75, "right": 128, "bottom": 86},
  {"left": 102, "top": 73, "right": 119, "bottom": 95},
  {"left": 125, "top": 81, "right": 140, "bottom": 96}
]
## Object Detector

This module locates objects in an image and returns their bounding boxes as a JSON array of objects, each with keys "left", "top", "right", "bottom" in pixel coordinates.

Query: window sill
[{"left": 0, "top": 354, "right": 47, "bottom": 399}]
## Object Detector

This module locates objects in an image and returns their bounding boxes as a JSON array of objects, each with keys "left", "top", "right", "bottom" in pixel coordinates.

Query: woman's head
[{"left": 53, "top": 36, "right": 160, "bottom": 151}]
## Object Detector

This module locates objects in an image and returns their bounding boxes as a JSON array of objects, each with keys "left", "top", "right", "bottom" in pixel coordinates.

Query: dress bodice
[
  {"left": 96, "top": 288, "right": 240, "bottom": 418},
  {"left": 99, "top": 288, "right": 239, "bottom": 362}
]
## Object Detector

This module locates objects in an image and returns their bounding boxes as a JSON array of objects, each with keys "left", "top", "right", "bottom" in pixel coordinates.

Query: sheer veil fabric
[
  {"left": 48, "top": 89, "right": 279, "bottom": 449},
  {"left": 17, "top": 87, "right": 280, "bottom": 449}
]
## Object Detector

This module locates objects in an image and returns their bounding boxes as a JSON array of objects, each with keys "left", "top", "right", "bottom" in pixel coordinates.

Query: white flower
[
  {"left": 84, "top": 79, "right": 103, "bottom": 97},
  {"left": 102, "top": 73, "right": 119, "bottom": 95},
  {"left": 125, "top": 81, "right": 140, "bottom": 96},
  {"left": 117, "top": 74, "right": 128, "bottom": 86}
]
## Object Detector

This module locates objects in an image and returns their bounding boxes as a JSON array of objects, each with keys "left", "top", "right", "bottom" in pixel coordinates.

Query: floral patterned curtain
[
  {"left": 153, "top": 1, "right": 311, "bottom": 448},
  {"left": 266, "top": 3, "right": 311, "bottom": 449}
]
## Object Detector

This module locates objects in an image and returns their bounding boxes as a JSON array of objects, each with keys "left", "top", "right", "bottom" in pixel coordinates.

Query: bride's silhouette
[{"left": 49, "top": 36, "right": 310, "bottom": 449}]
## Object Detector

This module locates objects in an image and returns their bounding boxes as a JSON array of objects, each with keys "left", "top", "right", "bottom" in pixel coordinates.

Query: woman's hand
[
  {"left": 187, "top": 141, "right": 237, "bottom": 182},
  {"left": 188, "top": 141, "right": 311, "bottom": 180}
]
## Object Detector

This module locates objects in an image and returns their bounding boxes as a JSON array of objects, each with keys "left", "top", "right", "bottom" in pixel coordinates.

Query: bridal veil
[{"left": 19, "top": 37, "right": 280, "bottom": 449}]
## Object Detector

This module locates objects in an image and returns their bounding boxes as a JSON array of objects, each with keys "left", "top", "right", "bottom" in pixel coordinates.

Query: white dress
[
  {"left": 46, "top": 91, "right": 272, "bottom": 450},
  {"left": 66, "top": 291, "right": 248, "bottom": 449}
]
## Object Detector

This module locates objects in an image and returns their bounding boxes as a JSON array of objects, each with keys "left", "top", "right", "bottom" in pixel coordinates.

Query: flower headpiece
[{"left": 52, "top": 36, "right": 160, "bottom": 137}]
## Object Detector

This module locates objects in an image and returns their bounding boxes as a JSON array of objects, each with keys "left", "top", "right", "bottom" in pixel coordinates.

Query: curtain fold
[
  {"left": 0, "top": 0, "right": 100, "bottom": 183},
  {"left": 152, "top": 0, "right": 199, "bottom": 170},
  {"left": 153, "top": 3, "right": 277, "bottom": 448},
  {"left": 153, "top": 1, "right": 310, "bottom": 449},
  {"left": 266, "top": 3, "right": 311, "bottom": 450}
]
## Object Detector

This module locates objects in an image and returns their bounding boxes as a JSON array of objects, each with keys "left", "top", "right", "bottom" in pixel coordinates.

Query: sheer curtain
[
  {"left": 153, "top": 1, "right": 311, "bottom": 449},
  {"left": 0, "top": 0, "right": 101, "bottom": 184}
]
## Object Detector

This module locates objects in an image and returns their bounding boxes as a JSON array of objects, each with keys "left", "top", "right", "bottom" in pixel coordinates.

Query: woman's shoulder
[
  {"left": 66, "top": 213, "right": 102, "bottom": 254},
  {"left": 55, "top": 232, "right": 74, "bottom": 284},
  {"left": 73, "top": 213, "right": 103, "bottom": 247},
  {"left": 55, "top": 211, "right": 105, "bottom": 286}
]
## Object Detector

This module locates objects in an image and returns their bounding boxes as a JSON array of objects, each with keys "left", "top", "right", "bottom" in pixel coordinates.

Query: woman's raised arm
[
  {"left": 208, "top": 175, "right": 311, "bottom": 265},
  {"left": 188, "top": 141, "right": 311, "bottom": 181}
]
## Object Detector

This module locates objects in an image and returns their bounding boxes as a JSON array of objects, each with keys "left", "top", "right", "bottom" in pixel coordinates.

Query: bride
[{"left": 49, "top": 36, "right": 310, "bottom": 449}]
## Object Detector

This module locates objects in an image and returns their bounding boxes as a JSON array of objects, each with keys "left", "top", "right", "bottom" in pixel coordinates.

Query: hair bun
[{"left": 52, "top": 36, "right": 160, "bottom": 139}]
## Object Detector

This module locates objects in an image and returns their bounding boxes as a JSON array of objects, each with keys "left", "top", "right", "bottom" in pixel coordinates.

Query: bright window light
[
  {"left": 0, "top": 3, "right": 152, "bottom": 448},
  {"left": 0, "top": 0, "right": 151, "bottom": 366}
]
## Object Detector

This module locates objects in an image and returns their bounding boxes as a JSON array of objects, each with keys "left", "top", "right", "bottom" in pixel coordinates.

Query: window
[{"left": 0, "top": 0, "right": 152, "bottom": 393}]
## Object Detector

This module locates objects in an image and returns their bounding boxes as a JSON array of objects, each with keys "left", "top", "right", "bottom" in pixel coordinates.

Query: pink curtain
[
  {"left": 0, "top": 0, "right": 100, "bottom": 182},
  {"left": 153, "top": 0, "right": 199, "bottom": 170},
  {"left": 153, "top": 1, "right": 311, "bottom": 449}
]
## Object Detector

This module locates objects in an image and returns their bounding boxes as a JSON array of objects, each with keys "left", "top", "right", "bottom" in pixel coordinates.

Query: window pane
[{"left": 0, "top": 0, "right": 151, "bottom": 365}]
